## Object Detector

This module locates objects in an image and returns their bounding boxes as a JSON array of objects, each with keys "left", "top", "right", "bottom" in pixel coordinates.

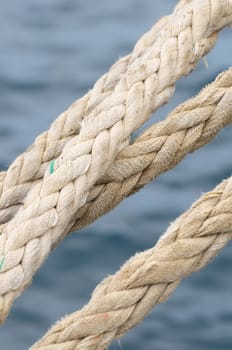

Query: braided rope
[
  {"left": 71, "top": 67, "right": 232, "bottom": 231},
  {"left": 0, "top": 0, "right": 189, "bottom": 228},
  {"left": 31, "top": 174, "right": 232, "bottom": 350},
  {"left": 4, "top": 54, "right": 232, "bottom": 237},
  {"left": 1, "top": 0, "right": 232, "bottom": 324}
]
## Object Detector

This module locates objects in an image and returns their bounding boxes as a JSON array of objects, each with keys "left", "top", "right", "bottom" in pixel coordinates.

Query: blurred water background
[{"left": 0, "top": 1, "right": 232, "bottom": 349}]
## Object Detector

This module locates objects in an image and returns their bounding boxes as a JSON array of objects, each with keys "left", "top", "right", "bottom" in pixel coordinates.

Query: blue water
[{"left": 0, "top": 1, "right": 232, "bottom": 349}]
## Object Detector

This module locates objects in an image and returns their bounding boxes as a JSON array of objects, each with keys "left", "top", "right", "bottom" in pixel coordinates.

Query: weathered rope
[
  {"left": 1, "top": 0, "right": 232, "bottom": 324},
  {"left": 4, "top": 63, "right": 232, "bottom": 237},
  {"left": 71, "top": 67, "right": 232, "bottom": 231},
  {"left": 30, "top": 175, "right": 232, "bottom": 350},
  {"left": 0, "top": 0, "right": 190, "bottom": 228}
]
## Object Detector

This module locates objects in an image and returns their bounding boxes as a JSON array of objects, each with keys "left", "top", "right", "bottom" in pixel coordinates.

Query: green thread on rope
[
  {"left": 49, "top": 159, "right": 55, "bottom": 174},
  {"left": 0, "top": 256, "right": 5, "bottom": 271}
]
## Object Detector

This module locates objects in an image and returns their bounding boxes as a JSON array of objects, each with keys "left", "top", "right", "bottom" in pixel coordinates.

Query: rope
[
  {"left": 30, "top": 175, "right": 232, "bottom": 350},
  {"left": 0, "top": 0, "right": 189, "bottom": 228},
  {"left": 3, "top": 64, "right": 232, "bottom": 237},
  {"left": 0, "top": 0, "right": 232, "bottom": 324},
  {"left": 71, "top": 67, "right": 232, "bottom": 231}
]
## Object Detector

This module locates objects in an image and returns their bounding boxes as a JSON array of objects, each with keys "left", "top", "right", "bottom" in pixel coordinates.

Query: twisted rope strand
[
  {"left": 0, "top": 0, "right": 190, "bottom": 228},
  {"left": 71, "top": 67, "right": 232, "bottom": 231},
  {"left": 1, "top": 0, "right": 232, "bottom": 324},
  {"left": 30, "top": 175, "right": 232, "bottom": 350}
]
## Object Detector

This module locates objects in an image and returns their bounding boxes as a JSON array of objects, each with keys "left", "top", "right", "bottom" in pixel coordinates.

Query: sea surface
[{"left": 0, "top": 1, "right": 232, "bottom": 349}]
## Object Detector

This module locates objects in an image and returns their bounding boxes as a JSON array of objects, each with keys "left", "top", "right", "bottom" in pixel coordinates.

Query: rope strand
[
  {"left": 0, "top": 0, "right": 190, "bottom": 228},
  {"left": 31, "top": 175, "right": 232, "bottom": 350},
  {"left": 71, "top": 67, "right": 232, "bottom": 231}
]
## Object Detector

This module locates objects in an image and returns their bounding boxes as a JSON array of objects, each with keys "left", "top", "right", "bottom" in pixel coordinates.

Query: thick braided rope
[
  {"left": 30, "top": 175, "right": 232, "bottom": 350},
  {"left": 71, "top": 67, "right": 232, "bottom": 231},
  {"left": 0, "top": 0, "right": 190, "bottom": 228},
  {"left": 1, "top": 0, "right": 232, "bottom": 324}
]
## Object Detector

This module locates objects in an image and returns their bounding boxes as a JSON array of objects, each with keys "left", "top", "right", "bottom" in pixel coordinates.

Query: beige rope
[
  {"left": 71, "top": 67, "right": 232, "bottom": 231},
  {"left": 0, "top": 0, "right": 190, "bottom": 228},
  {"left": 1, "top": 0, "right": 232, "bottom": 324},
  {"left": 1, "top": 59, "right": 232, "bottom": 236},
  {"left": 30, "top": 175, "right": 232, "bottom": 350}
]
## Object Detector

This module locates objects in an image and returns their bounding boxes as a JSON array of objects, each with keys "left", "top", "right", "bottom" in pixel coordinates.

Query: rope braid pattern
[
  {"left": 0, "top": 0, "right": 190, "bottom": 229},
  {"left": 31, "top": 176, "right": 232, "bottom": 350},
  {"left": 3, "top": 49, "right": 232, "bottom": 237},
  {"left": 0, "top": 0, "right": 232, "bottom": 324},
  {"left": 71, "top": 67, "right": 232, "bottom": 231},
  {"left": 2, "top": 59, "right": 232, "bottom": 238}
]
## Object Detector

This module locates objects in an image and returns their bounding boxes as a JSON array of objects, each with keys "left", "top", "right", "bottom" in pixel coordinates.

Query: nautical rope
[
  {"left": 71, "top": 67, "right": 232, "bottom": 231},
  {"left": 0, "top": 0, "right": 232, "bottom": 324},
  {"left": 0, "top": 0, "right": 190, "bottom": 228},
  {"left": 3, "top": 65, "right": 232, "bottom": 236},
  {"left": 31, "top": 174, "right": 232, "bottom": 350}
]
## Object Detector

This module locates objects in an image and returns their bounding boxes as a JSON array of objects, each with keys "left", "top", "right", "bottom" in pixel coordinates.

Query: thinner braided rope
[
  {"left": 31, "top": 175, "right": 232, "bottom": 350},
  {"left": 1, "top": 0, "right": 232, "bottom": 323},
  {"left": 72, "top": 67, "right": 232, "bottom": 231}
]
